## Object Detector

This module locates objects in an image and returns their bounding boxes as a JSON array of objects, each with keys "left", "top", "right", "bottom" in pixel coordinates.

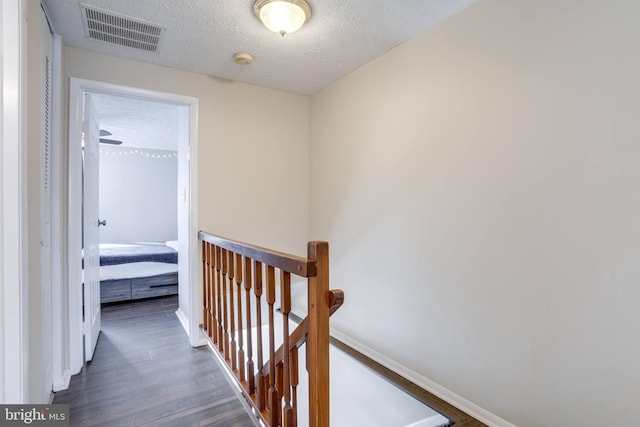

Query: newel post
[{"left": 307, "top": 241, "right": 330, "bottom": 427}]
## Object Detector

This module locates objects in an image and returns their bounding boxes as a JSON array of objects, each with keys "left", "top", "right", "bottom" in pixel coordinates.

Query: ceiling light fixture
[{"left": 253, "top": 0, "right": 311, "bottom": 37}]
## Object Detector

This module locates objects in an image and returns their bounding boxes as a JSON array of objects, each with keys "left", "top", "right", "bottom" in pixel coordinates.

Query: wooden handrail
[
  {"left": 199, "top": 231, "right": 343, "bottom": 427},
  {"left": 199, "top": 232, "right": 317, "bottom": 277}
]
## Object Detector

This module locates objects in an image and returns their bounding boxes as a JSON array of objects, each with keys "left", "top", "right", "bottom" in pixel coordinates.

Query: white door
[{"left": 82, "top": 93, "right": 101, "bottom": 361}]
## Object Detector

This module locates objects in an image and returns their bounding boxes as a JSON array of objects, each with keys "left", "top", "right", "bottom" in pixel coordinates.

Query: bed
[{"left": 99, "top": 242, "right": 179, "bottom": 303}]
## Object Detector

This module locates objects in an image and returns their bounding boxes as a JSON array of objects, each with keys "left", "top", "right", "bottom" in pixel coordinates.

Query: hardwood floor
[{"left": 54, "top": 296, "right": 258, "bottom": 427}]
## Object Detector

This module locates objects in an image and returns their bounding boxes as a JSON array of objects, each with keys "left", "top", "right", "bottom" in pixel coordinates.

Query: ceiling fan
[{"left": 99, "top": 129, "right": 123, "bottom": 145}]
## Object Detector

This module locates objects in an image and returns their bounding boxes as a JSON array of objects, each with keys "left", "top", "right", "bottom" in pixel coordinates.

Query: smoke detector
[{"left": 233, "top": 52, "right": 254, "bottom": 65}]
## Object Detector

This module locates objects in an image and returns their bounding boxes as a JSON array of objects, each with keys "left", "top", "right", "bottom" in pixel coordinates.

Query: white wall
[
  {"left": 99, "top": 146, "right": 178, "bottom": 243},
  {"left": 310, "top": 0, "right": 640, "bottom": 425}
]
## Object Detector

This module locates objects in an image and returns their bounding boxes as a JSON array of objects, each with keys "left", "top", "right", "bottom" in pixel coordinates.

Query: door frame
[
  {"left": 1, "top": 0, "right": 28, "bottom": 403},
  {"left": 67, "top": 78, "right": 200, "bottom": 374}
]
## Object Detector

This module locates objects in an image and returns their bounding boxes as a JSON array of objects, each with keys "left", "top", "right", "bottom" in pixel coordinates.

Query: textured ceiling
[
  {"left": 47, "top": 0, "right": 477, "bottom": 150},
  {"left": 43, "top": 0, "right": 477, "bottom": 95},
  {"left": 91, "top": 94, "right": 180, "bottom": 151}
]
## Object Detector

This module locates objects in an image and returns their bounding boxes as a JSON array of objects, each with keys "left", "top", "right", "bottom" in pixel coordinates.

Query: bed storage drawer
[
  {"left": 101, "top": 279, "right": 132, "bottom": 303},
  {"left": 131, "top": 273, "right": 178, "bottom": 299}
]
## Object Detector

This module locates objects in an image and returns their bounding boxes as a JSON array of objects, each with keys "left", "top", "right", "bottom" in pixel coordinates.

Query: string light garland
[{"left": 99, "top": 148, "right": 178, "bottom": 159}]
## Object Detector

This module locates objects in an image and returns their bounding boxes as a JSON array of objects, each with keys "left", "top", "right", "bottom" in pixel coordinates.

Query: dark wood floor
[{"left": 54, "top": 296, "right": 258, "bottom": 427}]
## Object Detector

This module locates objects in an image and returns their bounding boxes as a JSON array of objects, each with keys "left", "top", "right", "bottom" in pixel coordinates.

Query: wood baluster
[
  {"left": 212, "top": 244, "right": 217, "bottom": 338},
  {"left": 211, "top": 244, "right": 215, "bottom": 337},
  {"left": 210, "top": 244, "right": 218, "bottom": 344},
  {"left": 276, "top": 361, "right": 283, "bottom": 396},
  {"left": 281, "top": 271, "right": 295, "bottom": 427},
  {"left": 244, "top": 257, "right": 255, "bottom": 395},
  {"left": 209, "top": 244, "right": 216, "bottom": 340},
  {"left": 202, "top": 241, "right": 208, "bottom": 334},
  {"left": 235, "top": 253, "right": 245, "bottom": 383},
  {"left": 254, "top": 261, "right": 266, "bottom": 411},
  {"left": 215, "top": 246, "right": 224, "bottom": 351},
  {"left": 291, "top": 346, "right": 299, "bottom": 427},
  {"left": 267, "top": 265, "right": 279, "bottom": 427},
  {"left": 228, "top": 250, "right": 237, "bottom": 372},
  {"left": 221, "top": 248, "right": 230, "bottom": 361},
  {"left": 277, "top": 362, "right": 284, "bottom": 426}
]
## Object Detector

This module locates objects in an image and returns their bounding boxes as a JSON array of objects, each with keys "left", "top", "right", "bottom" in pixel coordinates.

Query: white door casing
[
  {"left": 45, "top": 4, "right": 69, "bottom": 390},
  {"left": 67, "top": 78, "right": 199, "bottom": 374},
  {"left": 82, "top": 94, "right": 101, "bottom": 361},
  {"left": 68, "top": 80, "right": 83, "bottom": 375},
  {"left": 1, "top": 0, "right": 28, "bottom": 404}
]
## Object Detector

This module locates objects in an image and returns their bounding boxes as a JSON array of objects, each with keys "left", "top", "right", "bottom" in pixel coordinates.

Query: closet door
[{"left": 40, "top": 5, "right": 54, "bottom": 386}]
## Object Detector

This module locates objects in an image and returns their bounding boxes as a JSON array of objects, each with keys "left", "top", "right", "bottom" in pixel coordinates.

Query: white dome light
[{"left": 254, "top": 0, "right": 311, "bottom": 37}]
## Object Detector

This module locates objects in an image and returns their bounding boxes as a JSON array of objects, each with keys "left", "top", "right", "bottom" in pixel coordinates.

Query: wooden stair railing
[
  {"left": 265, "top": 290, "right": 344, "bottom": 379},
  {"left": 199, "top": 232, "right": 344, "bottom": 427}
]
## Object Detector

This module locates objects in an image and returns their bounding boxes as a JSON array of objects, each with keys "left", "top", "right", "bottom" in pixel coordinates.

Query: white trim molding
[
  {"left": 67, "top": 78, "right": 200, "bottom": 373},
  {"left": 329, "top": 328, "right": 517, "bottom": 427},
  {"left": 1, "top": 0, "right": 28, "bottom": 404},
  {"left": 50, "top": 32, "right": 69, "bottom": 392},
  {"left": 67, "top": 79, "right": 84, "bottom": 375},
  {"left": 185, "top": 100, "right": 201, "bottom": 347}
]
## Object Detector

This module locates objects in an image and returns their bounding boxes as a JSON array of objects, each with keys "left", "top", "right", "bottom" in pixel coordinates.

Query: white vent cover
[{"left": 81, "top": 4, "right": 164, "bottom": 52}]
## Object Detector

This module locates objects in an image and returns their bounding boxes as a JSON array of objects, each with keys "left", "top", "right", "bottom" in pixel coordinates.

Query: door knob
[{"left": 98, "top": 219, "right": 106, "bottom": 227}]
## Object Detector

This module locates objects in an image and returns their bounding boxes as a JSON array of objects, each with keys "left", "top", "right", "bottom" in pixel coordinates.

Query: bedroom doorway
[{"left": 68, "top": 78, "right": 200, "bottom": 374}]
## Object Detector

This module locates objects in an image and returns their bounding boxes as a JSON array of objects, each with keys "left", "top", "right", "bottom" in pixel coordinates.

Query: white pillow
[{"left": 165, "top": 240, "right": 179, "bottom": 252}]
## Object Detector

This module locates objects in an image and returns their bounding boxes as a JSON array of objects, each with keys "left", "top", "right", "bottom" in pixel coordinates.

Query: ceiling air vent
[{"left": 81, "top": 4, "right": 164, "bottom": 53}]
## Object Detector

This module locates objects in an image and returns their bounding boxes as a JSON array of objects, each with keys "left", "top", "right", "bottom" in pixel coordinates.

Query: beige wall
[
  {"left": 25, "top": 0, "right": 640, "bottom": 422},
  {"left": 310, "top": 0, "right": 640, "bottom": 425},
  {"left": 63, "top": 47, "right": 310, "bottom": 255}
]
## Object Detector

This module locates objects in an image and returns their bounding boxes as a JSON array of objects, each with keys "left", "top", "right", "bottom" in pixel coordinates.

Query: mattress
[
  {"left": 99, "top": 242, "right": 177, "bottom": 266},
  {"left": 100, "top": 261, "right": 178, "bottom": 282},
  {"left": 99, "top": 242, "right": 179, "bottom": 303}
]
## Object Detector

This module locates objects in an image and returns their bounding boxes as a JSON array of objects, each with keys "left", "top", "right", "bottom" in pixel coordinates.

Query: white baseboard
[
  {"left": 175, "top": 308, "right": 207, "bottom": 347},
  {"left": 52, "top": 369, "right": 71, "bottom": 392},
  {"left": 175, "top": 308, "right": 190, "bottom": 335},
  {"left": 329, "top": 328, "right": 515, "bottom": 427},
  {"left": 405, "top": 415, "right": 451, "bottom": 427},
  {"left": 193, "top": 334, "right": 207, "bottom": 347}
]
